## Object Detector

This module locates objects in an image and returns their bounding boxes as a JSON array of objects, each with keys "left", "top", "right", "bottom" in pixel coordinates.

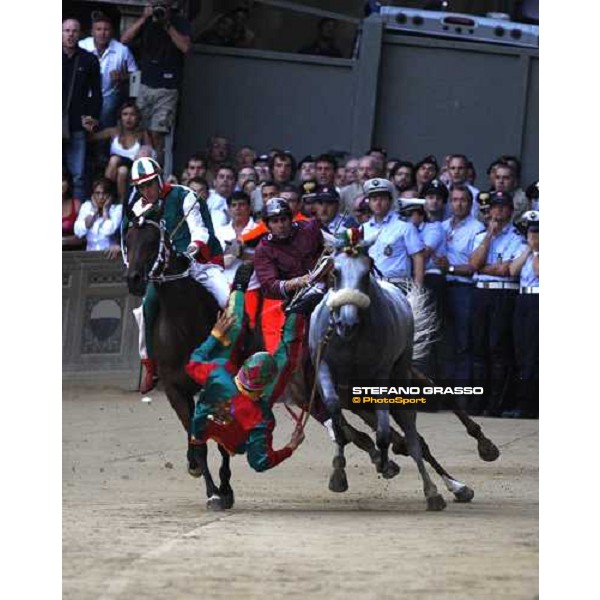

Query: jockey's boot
[{"left": 140, "top": 358, "right": 158, "bottom": 394}]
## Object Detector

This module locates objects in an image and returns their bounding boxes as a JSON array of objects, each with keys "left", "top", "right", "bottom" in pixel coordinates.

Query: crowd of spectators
[{"left": 62, "top": 9, "right": 538, "bottom": 420}]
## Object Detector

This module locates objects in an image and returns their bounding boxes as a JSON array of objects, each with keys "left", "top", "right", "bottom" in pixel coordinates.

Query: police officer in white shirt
[
  {"left": 468, "top": 191, "right": 524, "bottom": 416},
  {"left": 436, "top": 184, "right": 485, "bottom": 385},
  {"left": 362, "top": 178, "right": 425, "bottom": 288},
  {"left": 506, "top": 210, "right": 539, "bottom": 418}
]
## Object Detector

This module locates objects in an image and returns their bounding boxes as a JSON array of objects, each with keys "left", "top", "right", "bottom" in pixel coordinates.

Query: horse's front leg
[
  {"left": 375, "top": 407, "right": 392, "bottom": 477},
  {"left": 217, "top": 444, "right": 234, "bottom": 509},
  {"left": 316, "top": 360, "right": 348, "bottom": 493}
]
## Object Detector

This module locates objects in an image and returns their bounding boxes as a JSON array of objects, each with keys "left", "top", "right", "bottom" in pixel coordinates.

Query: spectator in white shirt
[
  {"left": 207, "top": 164, "right": 236, "bottom": 227},
  {"left": 79, "top": 12, "right": 138, "bottom": 128},
  {"left": 74, "top": 178, "right": 122, "bottom": 251},
  {"left": 215, "top": 191, "right": 257, "bottom": 283}
]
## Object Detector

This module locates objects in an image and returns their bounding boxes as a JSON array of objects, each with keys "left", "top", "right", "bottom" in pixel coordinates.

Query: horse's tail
[{"left": 405, "top": 283, "right": 439, "bottom": 364}]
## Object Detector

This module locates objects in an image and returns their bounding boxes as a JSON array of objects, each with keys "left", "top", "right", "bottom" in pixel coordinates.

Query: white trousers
[{"left": 133, "top": 263, "right": 230, "bottom": 360}]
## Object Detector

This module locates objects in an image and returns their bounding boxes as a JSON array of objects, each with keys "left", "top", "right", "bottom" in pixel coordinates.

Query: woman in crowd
[
  {"left": 62, "top": 166, "right": 84, "bottom": 250},
  {"left": 74, "top": 177, "right": 123, "bottom": 251},
  {"left": 90, "top": 100, "right": 152, "bottom": 202}
]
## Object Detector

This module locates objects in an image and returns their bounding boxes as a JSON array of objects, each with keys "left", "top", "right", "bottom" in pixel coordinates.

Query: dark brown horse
[{"left": 123, "top": 211, "right": 234, "bottom": 510}]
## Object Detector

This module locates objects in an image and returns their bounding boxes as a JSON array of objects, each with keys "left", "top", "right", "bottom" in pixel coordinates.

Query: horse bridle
[{"left": 122, "top": 215, "right": 192, "bottom": 283}]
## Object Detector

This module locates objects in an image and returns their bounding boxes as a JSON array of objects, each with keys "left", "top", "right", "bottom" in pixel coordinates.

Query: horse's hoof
[
  {"left": 332, "top": 455, "right": 346, "bottom": 470},
  {"left": 453, "top": 486, "right": 475, "bottom": 503},
  {"left": 187, "top": 460, "right": 202, "bottom": 478},
  {"left": 206, "top": 495, "right": 225, "bottom": 511},
  {"left": 219, "top": 488, "right": 235, "bottom": 510},
  {"left": 426, "top": 494, "right": 447, "bottom": 511},
  {"left": 381, "top": 459, "right": 400, "bottom": 480},
  {"left": 329, "top": 469, "right": 348, "bottom": 493},
  {"left": 478, "top": 438, "right": 500, "bottom": 462}
]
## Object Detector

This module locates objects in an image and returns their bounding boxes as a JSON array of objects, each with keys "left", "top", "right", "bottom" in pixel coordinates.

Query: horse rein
[{"left": 122, "top": 216, "right": 192, "bottom": 283}]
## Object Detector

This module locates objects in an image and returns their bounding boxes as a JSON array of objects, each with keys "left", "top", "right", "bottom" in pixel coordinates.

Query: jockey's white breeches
[
  {"left": 189, "top": 262, "right": 230, "bottom": 309},
  {"left": 133, "top": 263, "right": 231, "bottom": 360}
]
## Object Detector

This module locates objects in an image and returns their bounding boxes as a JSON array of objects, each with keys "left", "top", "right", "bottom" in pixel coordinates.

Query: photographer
[{"left": 121, "top": 1, "right": 191, "bottom": 166}]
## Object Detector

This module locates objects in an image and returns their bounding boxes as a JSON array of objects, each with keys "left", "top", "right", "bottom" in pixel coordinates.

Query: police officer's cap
[
  {"left": 525, "top": 180, "right": 539, "bottom": 200},
  {"left": 522, "top": 210, "right": 539, "bottom": 232},
  {"left": 313, "top": 185, "right": 339, "bottom": 203},
  {"left": 399, "top": 198, "right": 426, "bottom": 217},
  {"left": 364, "top": 178, "right": 394, "bottom": 197},
  {"left": 477, "top": 191, "right": 492, "bottom": 210},
  {"left": 489, "top": 191, "right": 513, "bottom": 208},
  {"left": 423, "top": 179, "right": 449, "bottom": 202},
  {"left": 300, "top": 179, "right": 318, "bottom": 203}
]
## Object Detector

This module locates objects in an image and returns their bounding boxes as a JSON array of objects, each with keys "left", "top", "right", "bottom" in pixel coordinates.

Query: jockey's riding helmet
[
  {"left": 237, "top": 352, "right": 277, "bottom": 392},
  {"left": 132, "top": 157, "right": 163, "bottom": 186},
  {"left": 263, "top": 197, "right": 292, "bottom": 221}
]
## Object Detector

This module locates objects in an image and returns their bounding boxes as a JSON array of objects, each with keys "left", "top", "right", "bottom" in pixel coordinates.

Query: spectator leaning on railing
[{"left": 74, "top": 178, "right": 123, "bottom": 251}]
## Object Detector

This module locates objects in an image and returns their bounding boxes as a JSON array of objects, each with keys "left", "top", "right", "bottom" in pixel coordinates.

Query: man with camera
[{"left": 121, "top": 1, "right": 191, "bottom": 166}]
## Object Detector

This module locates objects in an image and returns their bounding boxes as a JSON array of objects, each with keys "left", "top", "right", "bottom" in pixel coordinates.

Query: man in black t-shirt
[{"left": 121, "top": 1, "right": 191, "bottom": 165}]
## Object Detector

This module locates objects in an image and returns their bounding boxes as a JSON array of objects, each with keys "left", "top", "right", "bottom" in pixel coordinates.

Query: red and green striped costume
[{"left": 185, "top": 290, "right": 305, "bottom": 472}]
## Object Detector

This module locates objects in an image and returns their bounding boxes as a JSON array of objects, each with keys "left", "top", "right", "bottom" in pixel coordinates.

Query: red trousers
[{"left": 244, "top": 289, "right": 285, "bottom": 354}]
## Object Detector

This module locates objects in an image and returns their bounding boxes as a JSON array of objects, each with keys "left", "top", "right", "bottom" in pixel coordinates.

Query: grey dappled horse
[{"left": 309, "top": 238, "right": 448, "bottom": 510}]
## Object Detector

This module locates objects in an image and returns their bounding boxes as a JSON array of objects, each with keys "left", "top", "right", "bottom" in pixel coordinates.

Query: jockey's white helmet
[{"left": 131, "top": 157, "right": 163, "bottom": 186}]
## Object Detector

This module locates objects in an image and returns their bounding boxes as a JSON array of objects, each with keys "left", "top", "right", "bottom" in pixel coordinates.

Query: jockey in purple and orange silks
[{"left": 185, "top": 276, "right": 306, "bottom": 472}]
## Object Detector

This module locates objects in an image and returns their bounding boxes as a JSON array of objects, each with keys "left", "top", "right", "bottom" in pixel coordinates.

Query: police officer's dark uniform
[{"left": 469, "top": 191, "right": 524, "bottom": 416}]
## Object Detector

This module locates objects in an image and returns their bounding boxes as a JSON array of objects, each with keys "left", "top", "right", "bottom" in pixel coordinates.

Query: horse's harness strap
[
  {"left": 301, "top": 322, "right": 334, "bottom": 429},
  {"left": 125, "top": 216, "right": 192, "bottom": 283}
]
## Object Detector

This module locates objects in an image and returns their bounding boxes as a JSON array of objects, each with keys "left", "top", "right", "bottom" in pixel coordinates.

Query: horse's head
[
  {"left": 325, "top": 229, "right": 377, "bottom": 341},
  {"left": 123, "top": 212, "right": 163, "bottom": 296}
]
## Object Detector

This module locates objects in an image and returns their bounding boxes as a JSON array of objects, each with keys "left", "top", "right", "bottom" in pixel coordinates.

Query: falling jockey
[
  {"left": 127, "top": 157, "right": 230, "bottom": 393},
  {"left": 185, "top": 267, "right": 306, "bottom": 472}
]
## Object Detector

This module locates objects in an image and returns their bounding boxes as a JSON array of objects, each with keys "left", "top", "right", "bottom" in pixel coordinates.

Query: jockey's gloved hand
[
  {"left": 185, "top": 242, "right": 199, "bottom": 258},
  {"left": 232, "top": 263, "right": 254, "bottom": 292}
]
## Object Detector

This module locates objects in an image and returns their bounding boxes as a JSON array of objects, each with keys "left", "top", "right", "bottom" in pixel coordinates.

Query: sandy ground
[{"left": 63, "top": 380, "right": 538, "bottom": 600}]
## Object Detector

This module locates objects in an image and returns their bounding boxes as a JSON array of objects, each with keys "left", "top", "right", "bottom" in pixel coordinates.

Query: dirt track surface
[{"left": 63, "top": 381, "right": 538, "bottom": 600}]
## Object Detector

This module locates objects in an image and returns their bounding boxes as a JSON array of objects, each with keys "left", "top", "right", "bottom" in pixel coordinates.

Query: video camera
[{"left": 152, "top": 5, "right": 168, "bottom": 22}]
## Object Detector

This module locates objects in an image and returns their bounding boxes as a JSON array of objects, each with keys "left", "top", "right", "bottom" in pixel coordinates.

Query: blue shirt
[
  {"left": 519, "top": 250, "right": 539, "bottom": 288},
  {"left": 416, "top": 221, "right": 446, "bottom": 274},
  {"left": 442, "top": 215, "right": 485, "bottom": 283},
  {"left": 323, "top": 211, "right": 359, "bottom": 234},
  {"left": 364, "top": 211, "right": 424, "bottom": 278},
  {"left": 471, "top": 223, "right": 524, "bottom": 283}
]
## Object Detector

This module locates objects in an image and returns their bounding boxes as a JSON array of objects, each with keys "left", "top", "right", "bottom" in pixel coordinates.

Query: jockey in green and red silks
[
  {"left": 127, "top": 157, "right": 228, "bottom": 394},
  {"left": 185, "top": 288, "right": 306, "bottom": 472}
]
